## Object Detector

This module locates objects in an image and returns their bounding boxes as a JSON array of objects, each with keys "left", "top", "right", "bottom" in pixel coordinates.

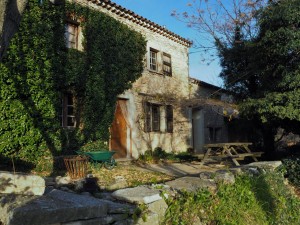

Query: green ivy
[{"left": 0, "top": 0, "right": 146, "bottom": 164}]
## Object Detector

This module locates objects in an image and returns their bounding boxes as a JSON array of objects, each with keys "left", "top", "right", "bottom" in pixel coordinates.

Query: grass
[
  {"left": 163, "top": 172, "right": 300, "bottom": 225},
  {"left": 90, "top": 162, "right": 174, "bottom": 189}
]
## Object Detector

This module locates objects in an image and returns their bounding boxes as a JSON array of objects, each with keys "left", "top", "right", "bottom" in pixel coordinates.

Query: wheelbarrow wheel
[{"left": 104, "top": 158, "right": 116, "bottom": 170}]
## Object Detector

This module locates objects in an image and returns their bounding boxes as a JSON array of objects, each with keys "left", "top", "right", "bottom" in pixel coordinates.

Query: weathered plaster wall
[{"left": 190, "top": 81, "right": 229, "bottom": 151}]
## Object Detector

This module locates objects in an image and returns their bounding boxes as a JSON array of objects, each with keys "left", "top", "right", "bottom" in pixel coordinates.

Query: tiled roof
[{"left": 87, "top": 0, "right": 192, "bottom": 47}]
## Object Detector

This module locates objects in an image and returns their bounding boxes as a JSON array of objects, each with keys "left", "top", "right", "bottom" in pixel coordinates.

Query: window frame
[
  {"left": 149, "top": 48, "right": 158, "bottom": 71},
  {"left": 65, "top": 19, "right": 80, "bottom": 49},
  {"left": 61, "top": 93, "right": 76, "bottom": 128},
  {"left": 144, "top": 102, "right": 162, "bottom": 132}
]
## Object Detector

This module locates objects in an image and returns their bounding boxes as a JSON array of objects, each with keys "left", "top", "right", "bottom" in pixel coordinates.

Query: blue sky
[{"left": 113, "top": 0, "right": 223, "bottom": 87}]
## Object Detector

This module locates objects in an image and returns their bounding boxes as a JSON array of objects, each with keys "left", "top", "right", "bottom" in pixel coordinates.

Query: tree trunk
[
  {"left": 262, "top": 124, "right": 276, "bottom": 154},
  {"left": 0, "top": 0, "right": 28, "bottom": 61}
]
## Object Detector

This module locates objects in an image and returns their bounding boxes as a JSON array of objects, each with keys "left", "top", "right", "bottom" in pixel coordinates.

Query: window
[
  {"left": 208, "top": 127, "right": 222, "bottom": 142},
  {"left": 61, "top": 93, "right": 76, "bottom": 128},
  {"left": 144, "top": 102, "right": 161, "bottom": 132},
  {"left": 152, "top": 104, "right": 160, "bottom": 131},
  {"left": 166, "top": 105, "right": 173, "bottom": 132},
  {"left": 149, "top": 48, "right": 158, "bottom": 71},
  {"left": 163, "top": 53, "right": 172, "bottom": 76},
  {"left": 65, "top": 22, "right": 79, "bottom": 49}
]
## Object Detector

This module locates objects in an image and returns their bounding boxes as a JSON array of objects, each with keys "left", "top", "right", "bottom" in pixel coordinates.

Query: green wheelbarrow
[{"left": 77, "top": 150, "right": 116, "bottom": 170}]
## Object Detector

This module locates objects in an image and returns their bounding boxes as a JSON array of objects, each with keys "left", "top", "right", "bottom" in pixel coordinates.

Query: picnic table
[{"left": 201, "top": 142, "right": 264, "bottom": 166}]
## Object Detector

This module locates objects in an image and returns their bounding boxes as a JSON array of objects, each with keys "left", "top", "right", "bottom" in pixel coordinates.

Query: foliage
[
  {"left": 138, "top": 148, "right": 198, "bottom": 163},
  {"left": 164, "top": 172, "right": 300, "bottom": 225},
  {"left": 281, "top": 157, "right": 300, "bottom": 188},
  {"left": 221, "top": 0, "right": 300, "bottom": 128},
  {"left": 80, "top": 140, "right": 108, "bottom": 152},
  {"left": 0, "top": 0, "right": 146, "bottom": 164}
]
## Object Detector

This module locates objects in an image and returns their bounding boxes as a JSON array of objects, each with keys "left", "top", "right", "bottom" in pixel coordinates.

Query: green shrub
[
  {"left": 153, "top": 147, "right": 167, "bottom": 159},
  {"left": 163, "top": 172, "right": 300, "bottom": 225},
  {"left": 80, "top": 140, "right": 108, "bottom": 152},
  {"left": 138, "top": 150, "right": 153, "bottom": 162},
  {"left": 281, "top": 157, "right": 300, "bottom": 187}
]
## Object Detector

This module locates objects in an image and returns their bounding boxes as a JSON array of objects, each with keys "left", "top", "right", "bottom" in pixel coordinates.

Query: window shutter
[
  {"left": 166, "top": 105, "right": 173, "bottom": 132},
  {"left": 144, "top": 102, "right": 151, "bottom": 132}
]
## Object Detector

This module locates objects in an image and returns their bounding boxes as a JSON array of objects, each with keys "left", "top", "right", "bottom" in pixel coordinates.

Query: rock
[
  {"left": 136, "top": 212, "right": 159, "bottom": 225},
  {"left": 0, "top": 171, "right": 45, "bottom": 195},
  {"left": 165, "top": 177, "right": 217, "bottom": 193},
  {"left": 214, "top": 170, "right": 235, "bottom": 184},
  {"left": 62, "top": 214, "right": 128, "bottom": 225},
  {"left": 199, "top": 172, "right": 213, "bottom": 180},
  {"left": 1, "top": 189, "right": 109, "bottom": 225},
  {"left": 80, "top": 192, "right": 92, "bottom": 196},
  {"left": 112, "top": 186, "right": 162, "bottom": 204},
  {"left": 101, "top": 200, "right": 136, "bottom": 214},
  {"left": 147, "top": 199, "right": 168, "bottom": 222},
  {"left": 93, "top": 192, "right": 115, "bottom": 201},
  {"left": 247, "top": 161, "right": 282, "bottom": 171},
  {"left": 55, "top": 176, "right": 72, "bottom": 186}
]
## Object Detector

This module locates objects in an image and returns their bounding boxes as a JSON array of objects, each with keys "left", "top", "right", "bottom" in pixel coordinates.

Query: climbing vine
[{"left": 0, "top": 0, "right": 146, "bottom": 164}]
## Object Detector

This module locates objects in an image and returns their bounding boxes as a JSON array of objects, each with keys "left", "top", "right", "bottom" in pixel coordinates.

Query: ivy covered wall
[{"left": 0, "top": 0, "right": 146, "bottom": 163}]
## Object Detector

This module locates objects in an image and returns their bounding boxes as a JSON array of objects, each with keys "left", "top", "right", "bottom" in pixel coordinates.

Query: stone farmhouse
[{"left": 65, "top": 0, "right": 234, "bottom": 158}]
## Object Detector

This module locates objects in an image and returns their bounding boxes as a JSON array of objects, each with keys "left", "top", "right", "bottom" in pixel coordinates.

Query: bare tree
[{"left": 172, "top": 0, "right": 269, "bottom": 62}]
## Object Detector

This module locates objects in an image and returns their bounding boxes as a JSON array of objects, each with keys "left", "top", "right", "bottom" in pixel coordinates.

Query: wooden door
[{"left": 110, "top": 100, "right": 127, "bottom": 158}]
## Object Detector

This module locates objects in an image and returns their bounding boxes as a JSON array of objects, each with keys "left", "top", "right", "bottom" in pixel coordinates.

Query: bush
[
  {"left": 163, "top": 172, "right": 300, "bottom": 225},
  {"left": 80, "top": 140, "right": 108, "bottom": 152},
  {"left": 153, "top": 147, "right": 167, "bottom": 158},
  {"left": 281, "top": 157, "right": 300, "bottom": 187}
]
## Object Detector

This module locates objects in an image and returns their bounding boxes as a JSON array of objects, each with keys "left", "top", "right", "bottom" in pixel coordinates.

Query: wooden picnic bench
[{"left": 201, "top": 142, "right": 264, "bottom": 166}]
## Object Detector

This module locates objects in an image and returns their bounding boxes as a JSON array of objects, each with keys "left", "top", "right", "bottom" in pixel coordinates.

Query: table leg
[
  {"left": 201, "top": 148, "right": 211, "bottom": 165},
  {"left": 224, "top": 146, "right": 240, "bottom": 166},
  {"left": 244, "top": 146, "right": 258, "bottom": 162}
]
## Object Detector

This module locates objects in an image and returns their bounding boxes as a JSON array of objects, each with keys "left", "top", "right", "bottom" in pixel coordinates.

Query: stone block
[
  {"left": 214, "top": 170, "right": 235, "bottom": 184},
  {"left": 112, "top": 186, "right": 162, "bottom": 204},
  {"left": 165, "top": 177, "right": 217, "bottom": 193},
  {"left": 147, "top": 199, "right": 168, "bottom": 222},
  {"left": 0, "top": 171, "right": 45, "bottom": 195},
  {"left": 247, "top": 161, "right": 282, "bottom": 171},
  {"left": 1, "top": 190, "right": 109, "bottom": 225}
]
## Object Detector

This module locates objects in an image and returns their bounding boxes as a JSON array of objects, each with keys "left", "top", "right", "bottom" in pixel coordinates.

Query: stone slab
[
  {"left": 112, "top": 186, "right": 162, "bottom": 204},
  {"left": 165, "top": 176, "right": 217, "bottom": 192},
  {"left": 0, "top": 171, "right": 45, "bottom": 195},
  {"left": 246, "top": 161, "right": 282, "bottom": 171},
  {"left": 1, "top": 189, "right": 109, "bottom": 225}
]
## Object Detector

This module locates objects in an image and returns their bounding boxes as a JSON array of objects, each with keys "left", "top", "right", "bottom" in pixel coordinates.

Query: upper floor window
[
  {"left": 61, "top": 93, "right": 77, "bottom": 128},
  {"left": 163, "top": 53, "right": 172, "bottom": 76},
  {"left": 148, "top": 48, "right": 172, "bottom": 76},
  {"left": 149, "top": 48, "right": 158, "bottom": 71},
  {"left": 65, "top": 21, "right": 79, "bottom": 49}
]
